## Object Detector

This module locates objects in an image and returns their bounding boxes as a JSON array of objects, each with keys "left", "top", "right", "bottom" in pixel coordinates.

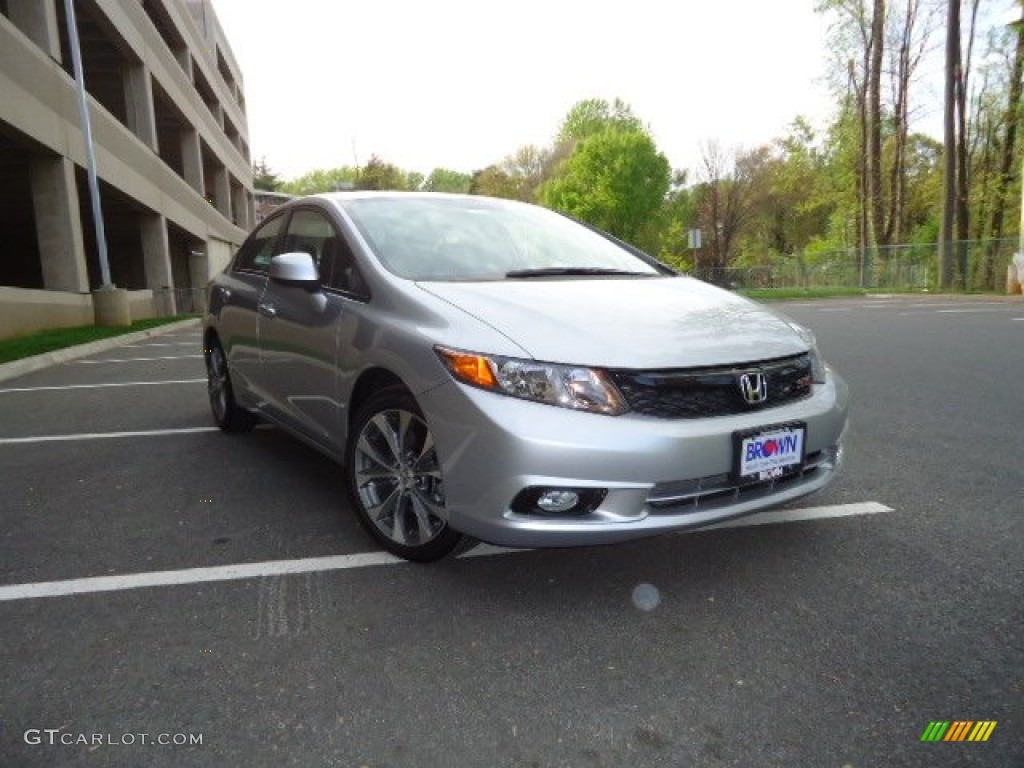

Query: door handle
[{"left": 258, "top": 302, "right": 277, "bottom": 318}]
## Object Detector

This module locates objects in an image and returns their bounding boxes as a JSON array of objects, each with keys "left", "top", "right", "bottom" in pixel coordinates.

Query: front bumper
[{"left": 419, "top": 370, "right": 850, "bottom": 548}]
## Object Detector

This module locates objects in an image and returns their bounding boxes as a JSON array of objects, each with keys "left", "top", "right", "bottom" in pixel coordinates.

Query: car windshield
[{"left": 342, "top": 196, "right": 662, "bottom": 281}]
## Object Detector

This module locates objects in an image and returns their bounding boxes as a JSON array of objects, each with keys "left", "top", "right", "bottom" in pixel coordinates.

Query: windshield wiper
[{"left": 505, "top": 267, "right": 654, "bottom": 278}]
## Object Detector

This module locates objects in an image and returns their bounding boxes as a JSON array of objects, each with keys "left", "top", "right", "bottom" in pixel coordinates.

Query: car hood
[{"left": 417, "top": 276, "right": 808, "bottom": 369}]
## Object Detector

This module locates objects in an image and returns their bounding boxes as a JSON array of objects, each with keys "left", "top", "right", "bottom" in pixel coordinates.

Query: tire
[
  {"left": 346, "top": 386, "right": 466, "bottom": 562},
  {"left": 205, "top": 338, "right": 255, "bottom": 433}
]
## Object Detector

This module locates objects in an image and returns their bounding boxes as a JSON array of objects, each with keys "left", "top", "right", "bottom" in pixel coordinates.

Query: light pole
[{"left": 63, "top": 0, "right": 130, "bottom": 324}]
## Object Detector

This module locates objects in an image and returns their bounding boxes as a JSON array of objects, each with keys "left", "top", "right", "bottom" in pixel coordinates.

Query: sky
[{"left": 210, "top": 0, "right": 952, "bottom": 182}]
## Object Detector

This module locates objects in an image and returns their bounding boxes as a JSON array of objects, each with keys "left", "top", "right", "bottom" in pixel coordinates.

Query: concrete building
[
  {"left": 0, "top": 0, "right": 253, "bottom": 338},
  {"left": 254, "top": 190, "right": 293, "bottom": 224}
]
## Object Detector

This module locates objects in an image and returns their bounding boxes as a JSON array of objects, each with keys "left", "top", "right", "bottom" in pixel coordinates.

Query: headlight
[
  {"left": 789, "top": 323, "right": 827, "bottom": 384},
  {"left": 435, "top": 347, "right": 628, "bottom": 415}
]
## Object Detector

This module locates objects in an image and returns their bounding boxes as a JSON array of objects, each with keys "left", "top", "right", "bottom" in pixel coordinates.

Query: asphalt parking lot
[{"left": 1, "top": 295, "right": 1022, "bottom": 767}]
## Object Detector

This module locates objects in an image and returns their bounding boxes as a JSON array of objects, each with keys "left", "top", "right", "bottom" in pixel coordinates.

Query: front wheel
[
  {"left": 346, "top": 387, "right": 466, "bottom": 562},
  {"left": 204, "top": 338, "right": 255, "bottom": 432}
]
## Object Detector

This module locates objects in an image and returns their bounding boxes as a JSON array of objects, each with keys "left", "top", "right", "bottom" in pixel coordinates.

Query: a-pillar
[
  {"left": 7, "top": 0, "right": 61, "bottom": 62},
  {"left": 181, "top": 126, "right": 203, "bottom": 194},
  {"left": 124, "top": 62, "right": 157, "bottom": 151},
  {"left": 141, "top": 214, "right": 177, "bottom": 315},
  {"left": 29, "top": 154, "right": 90, "bottom": 293}
]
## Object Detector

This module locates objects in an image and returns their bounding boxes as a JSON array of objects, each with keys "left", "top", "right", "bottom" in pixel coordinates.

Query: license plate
[{"left": 734, "top": 423, "right": 805, "bottom": 483}]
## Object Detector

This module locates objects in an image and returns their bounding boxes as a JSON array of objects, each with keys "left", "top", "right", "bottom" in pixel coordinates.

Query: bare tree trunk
[
  {"left": 867, "top": 0, "right": 886, "bottom": 284},
  {"left": 886, "top": 0, "right": 930, "bottom": 245},
  {"left": 952, "top": 0, "right": 980, "bottom": 288},
  {"left": 939, "top": 0, "right": 959, "bottom": 290},
  {"left": 987, "top": 13, "right": 1024, "bottom": 287},
  {"left": 851, "top": 59, "right": 870, "bottom": 285}
]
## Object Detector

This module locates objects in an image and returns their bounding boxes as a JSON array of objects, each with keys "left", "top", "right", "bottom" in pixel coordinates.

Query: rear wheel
[
  {"left": 205, "top": 338, "right": 255, "bottom": 432},
  {"left": 347, "top": 387, "right": 466, "bottom": 562}
]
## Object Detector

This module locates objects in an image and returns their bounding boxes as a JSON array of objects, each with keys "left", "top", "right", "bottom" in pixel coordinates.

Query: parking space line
[
  {"left": 72, "top": 355, "right": 203, "bottom": 364},
  {"left": 696, "top": 500, "right": 892, "bottom": 529},
  {"left": 0, "top": 379, "right": 205, "bottom": 394},
  {"left": 0, "top": 427, "right": 218, "bottom": 445},
  {"left": 0, "top": 502, "right": 893, "bottom": 602}
]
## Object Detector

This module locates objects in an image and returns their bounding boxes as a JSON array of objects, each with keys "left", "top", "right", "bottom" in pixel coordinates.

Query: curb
[{"left": 0, "top": 318, "right": 203, "bottom": 384}]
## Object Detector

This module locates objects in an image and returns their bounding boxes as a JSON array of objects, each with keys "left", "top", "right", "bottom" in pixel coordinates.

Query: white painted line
[
  {"left": 73, "top": 355, "right": 203, "bottom": 364},
  {"left": 0, "top": 553, "right": 404, "bottom": 602},
  {"left": 1011, "top": 317, "right": 1024, "bottom": 321},
  {"left": 0, "top": 502, "right": 892, "bottom": 602},
  {"left": 0, "top": 379, "right": 205, "bottom": 394},
  {"left": 0, "top": 427, "right": 219, "bottom": 445},
  {"left": 697, "top": 501, "right": 893, "bottom": 530},
  {"left": 936, "top": 308, "right": 1005, "bottom": 314},
  {"left": 818, "top": 308, "right": 852, "bottom": 312}
]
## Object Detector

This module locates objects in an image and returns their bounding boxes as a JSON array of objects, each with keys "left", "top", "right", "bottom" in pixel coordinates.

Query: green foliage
[
  {"left": 356, "top": 155, "right": 409, "bottom": 191},
  {"left": 423, "top": 168, "right": 472, "bottom": 193},
  {"left": 557, "top": 98, "right": 646, "bottom": 144},
  {"left": 280, "top": 167, "right": 358, "bottom": 195},
  {"left": 0, "top": 317, "right": 195, "bottom": 364},
  {"left": 541, "top": 129, "right": 670, "bottom": 242},
  {"left": 468, "top": 165, "right": 520, "bottom": 199}
]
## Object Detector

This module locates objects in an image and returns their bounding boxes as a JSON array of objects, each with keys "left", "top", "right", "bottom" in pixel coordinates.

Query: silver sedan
[{"left": 204, "top": 192, "right": 848, "bottom": 561}]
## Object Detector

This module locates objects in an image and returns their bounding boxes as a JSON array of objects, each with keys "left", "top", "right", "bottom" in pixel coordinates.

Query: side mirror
[{"left": 269, "top": 252, "right": 320, "bottom": 288}]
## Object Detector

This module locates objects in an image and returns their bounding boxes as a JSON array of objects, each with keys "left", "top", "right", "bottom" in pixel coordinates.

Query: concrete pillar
[
  {"left": 213, "top": 166, "right": 231, "bottom": 220},
  {"left": 181, "top": 126, "right": 203, "bottom": 193},
  {"left": 123, "top": 63, "right": 158, "bottom": 152},
  {"left": 175, "top": 49, "right": 193, "bottom": 82},
  {"left": 141, "top": 214, "right": 177, "bottom": 315},
  {"left": 213, "top": 102, "right": 225, "bottom": 130},
  {"left": 188, "top": 244, "right": 209, "bottom": 314},
  {"left": 7, "top": 0, "right": 62, "bottom": 62},
  {"left": 206, "top": 238, "right": 233, "bottom": 276},
  {"left": 93, "top": 286, "right": 131, "bottom": 326},
  {"left": 29, "top": 155, "right": 90, "bottom": 293},
  {"left": 231, "top": 182, "right": 249, "bottom": 230}
]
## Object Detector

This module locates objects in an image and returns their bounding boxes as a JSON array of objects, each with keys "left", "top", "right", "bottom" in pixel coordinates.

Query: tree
[
  {"left": 556, "top": 98, "right": 645, "bottom": 145},
  {"left": 939, "top": 0, "right": 959, "bottom": 289},
  {"left": 542, "top": 129, "right": 669, "bottom": 242},
  {"left": 468, "top": 165, "right": 519, "bottom": 199},
  {"left": 355, "top": 155, "right": 409, "bottom": 191},
  {"left": 280, "top": 166, "right": 358, "bottom": 195},
  {"left": 984, "top": 14, "right": 1024, "bottom": 286},
  {"left": 423, "top": 168, "right": 472, "bottom": 193},
  {"left": 694, "top": 142, "right": 762, "bottom": 273},
  {"left": 252, "top": 157, "right": 282, "bottom": 191},
  {"left": 500, "top": 144, "right": 553, "bottom": 201}
]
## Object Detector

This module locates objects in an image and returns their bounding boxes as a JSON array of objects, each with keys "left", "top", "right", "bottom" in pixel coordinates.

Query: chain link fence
[{"left": 689, "top": 238, "right": 1018, "bottom": 293}]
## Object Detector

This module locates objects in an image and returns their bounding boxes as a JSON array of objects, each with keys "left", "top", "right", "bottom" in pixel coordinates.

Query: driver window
[
  {"left": 282, "top": 208, "right": 369, "bottom": 299},
  {"left": 282, "top": 209, "right": 334, "bottom": 279}
]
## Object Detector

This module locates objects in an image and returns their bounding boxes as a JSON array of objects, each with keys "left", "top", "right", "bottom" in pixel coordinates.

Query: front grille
[{"left": 610, "top": 353, "right": 813, "bottom": 419}]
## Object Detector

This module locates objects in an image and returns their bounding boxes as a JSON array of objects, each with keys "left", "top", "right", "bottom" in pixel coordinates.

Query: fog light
[
  {"left": 510, "top": 487, "right": 608, "bottom": 517},
  {"left": 537, "top": 490, "right": 580, "bottom": 513}
]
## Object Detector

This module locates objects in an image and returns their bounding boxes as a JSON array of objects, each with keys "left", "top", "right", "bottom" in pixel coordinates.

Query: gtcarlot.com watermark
[{"left": 24, "top": 729, "right": 203, "bottom": 747}]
